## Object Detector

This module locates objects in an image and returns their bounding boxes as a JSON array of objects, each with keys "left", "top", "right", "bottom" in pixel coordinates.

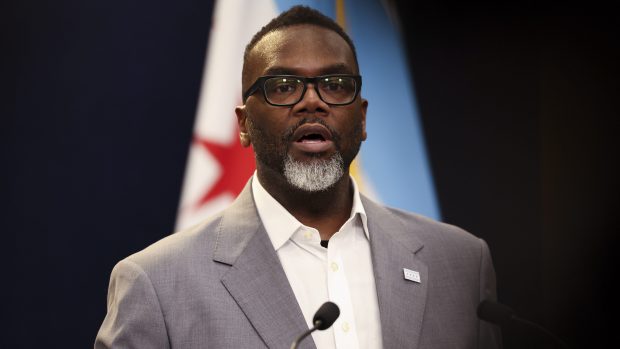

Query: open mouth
[
  {"left": 298, "top": 133, "right": 326, "bottom": 143},
  {"left": 293, "top": 124, "right": 332, "bottom": 142},
  {"left": 292, "top": 124, "right": 334, "bottom": 153}
]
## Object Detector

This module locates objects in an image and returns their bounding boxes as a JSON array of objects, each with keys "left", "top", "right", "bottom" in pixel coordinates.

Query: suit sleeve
[
  {"left": 94, "top": 259, "right": 171, "bottom": 349},
  {"left": 478, "top": 239, "right": 503, "bottom": 349}
]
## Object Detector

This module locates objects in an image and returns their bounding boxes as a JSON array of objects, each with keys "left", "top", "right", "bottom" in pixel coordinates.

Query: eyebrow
[{"left": 263, "top": 63, "right": 355, "bottom": 76}]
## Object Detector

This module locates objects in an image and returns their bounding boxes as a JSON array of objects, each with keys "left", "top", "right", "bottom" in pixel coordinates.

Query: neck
[{"left": 257, "top": 164, "right": 354, "bottom": 240}]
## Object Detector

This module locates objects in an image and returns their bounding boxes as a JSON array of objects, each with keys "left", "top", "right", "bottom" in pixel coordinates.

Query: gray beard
[{"left": 283, "top": 153, "right": 344, "bottom": 192}]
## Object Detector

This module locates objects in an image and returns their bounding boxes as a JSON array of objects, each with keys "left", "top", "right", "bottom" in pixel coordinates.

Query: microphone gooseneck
[
  {"left": 477, "top": 299, "right": 569, "bottom": 348},
  {"left": 290, "top": 301, "right": 340, "bottom": 349},
  {"left": 477, "top": 299, "right": 516, "bottom": 326}
]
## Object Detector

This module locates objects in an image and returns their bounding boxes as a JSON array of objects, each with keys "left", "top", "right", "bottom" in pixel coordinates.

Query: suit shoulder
[
  {"left": 120, "top": 213, "right": 224, "bottom": 273},
  {"left": 379, "top": 203, "right": 484, "bottom": 249},
  {"left": 374, "top": 203, "right": 490, "bottom": 269}
]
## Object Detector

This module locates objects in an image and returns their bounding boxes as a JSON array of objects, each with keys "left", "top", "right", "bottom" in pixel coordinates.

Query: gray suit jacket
[{"left": 95, "top": 182, "right": 501, "bottom": 348}]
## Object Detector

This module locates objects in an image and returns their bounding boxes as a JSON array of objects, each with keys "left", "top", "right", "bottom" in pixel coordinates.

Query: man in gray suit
[{"left": 96, "top": 5, "right": 501, "bottom": 349}]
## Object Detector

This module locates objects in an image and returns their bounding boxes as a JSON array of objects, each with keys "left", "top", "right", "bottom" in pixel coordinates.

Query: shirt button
[
  {"left": 304, "top": 231, "right": 313, "bottom": 239},
  {"left": 330, "top": 262, "right": 339, "bottom": 272},
  {"left": 342, "top": 321, "right": 350, "bottom": 333}
]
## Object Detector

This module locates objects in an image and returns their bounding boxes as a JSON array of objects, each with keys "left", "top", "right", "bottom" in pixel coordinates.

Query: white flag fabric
[{"left": 175, "top": 0, "right": 278, "bottom": 230}]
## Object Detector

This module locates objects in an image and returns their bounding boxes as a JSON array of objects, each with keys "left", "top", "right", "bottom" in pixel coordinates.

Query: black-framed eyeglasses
[{"left": 242, "top": 74, "right": 362, "bottom": 106}]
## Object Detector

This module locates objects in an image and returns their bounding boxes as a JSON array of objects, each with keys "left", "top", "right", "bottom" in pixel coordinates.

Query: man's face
[{"left": 237, "top": 24, "right": 367, "bottom": 189}]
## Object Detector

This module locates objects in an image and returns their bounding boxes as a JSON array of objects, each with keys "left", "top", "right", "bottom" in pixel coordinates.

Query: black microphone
[
  {"left": 477, "top": 299, "right": 569, "bottom": 348},
  {"left": 290, "top": 301, "right": 340, "bottom": 349}
]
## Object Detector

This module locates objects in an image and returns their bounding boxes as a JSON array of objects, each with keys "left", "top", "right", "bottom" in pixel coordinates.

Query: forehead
[{"left": 247, "top": 24, "right": 357, "bottom": 79}]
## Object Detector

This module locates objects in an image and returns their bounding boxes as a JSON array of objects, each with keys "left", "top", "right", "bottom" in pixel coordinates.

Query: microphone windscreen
[
  {"left": 477, "top": 299, "right": 515, "bottom": 326},
  {"left": 313, "top": 302, "right": 340, "bottom": 330}
]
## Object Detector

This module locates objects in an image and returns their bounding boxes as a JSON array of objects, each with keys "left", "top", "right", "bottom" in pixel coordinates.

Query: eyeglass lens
[{"left": 264, "top": 76, "right": 357, "bottom": 105}]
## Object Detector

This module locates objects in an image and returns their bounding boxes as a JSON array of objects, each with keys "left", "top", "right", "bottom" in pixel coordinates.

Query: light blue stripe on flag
[{"left": 274, "top": 0, "right": 441, "bottom": 220}]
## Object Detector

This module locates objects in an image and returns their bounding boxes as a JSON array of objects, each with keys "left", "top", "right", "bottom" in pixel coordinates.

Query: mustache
[{"left": 282, "top": 118, "right": 341, "bottom": 145}]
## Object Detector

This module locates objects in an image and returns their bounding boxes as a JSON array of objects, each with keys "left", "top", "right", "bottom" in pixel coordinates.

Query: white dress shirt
[{"left": 252, "top": 173, "right": 383, "bottom": 349}]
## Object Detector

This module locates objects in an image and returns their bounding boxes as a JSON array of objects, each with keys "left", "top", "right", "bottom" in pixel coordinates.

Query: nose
[{"left": 293, "top": 83, "right": 329, "bottom": 115}]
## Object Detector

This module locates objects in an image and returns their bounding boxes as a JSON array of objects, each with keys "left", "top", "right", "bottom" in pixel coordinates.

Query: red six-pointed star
[{"left": 194, "top": 131, "right": 255, "bottom": 208}]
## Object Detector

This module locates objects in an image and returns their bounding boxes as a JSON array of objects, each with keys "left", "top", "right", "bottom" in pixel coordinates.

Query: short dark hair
[{"left": 242, "top": 5, "right": 359, "bottom": 83}]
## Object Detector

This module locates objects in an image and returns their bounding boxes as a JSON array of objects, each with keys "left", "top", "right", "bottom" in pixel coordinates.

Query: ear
[
  {"left": 360, "top": 98, "right": 368, "bottom": 141},
  {"left": 235, "top": 105, "right": 252, "bottom": 147}
]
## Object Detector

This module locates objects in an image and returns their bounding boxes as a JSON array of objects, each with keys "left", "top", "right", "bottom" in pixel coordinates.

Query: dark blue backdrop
[{"left": 5, "top": 1, "right": 214, "bottom": 346}]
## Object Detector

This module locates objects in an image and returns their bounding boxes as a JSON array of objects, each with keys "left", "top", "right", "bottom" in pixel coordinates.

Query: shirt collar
[{"left": 251, "top": 171, "right": 369, "bottom": 251}]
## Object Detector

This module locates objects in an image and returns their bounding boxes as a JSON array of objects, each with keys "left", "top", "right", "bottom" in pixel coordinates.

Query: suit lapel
[
  {"left": 214, "top": 181, "right": 315, "bottom": 349},
  {"left": 363, "top": 197, "right": 429, "bottom": 349}
]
